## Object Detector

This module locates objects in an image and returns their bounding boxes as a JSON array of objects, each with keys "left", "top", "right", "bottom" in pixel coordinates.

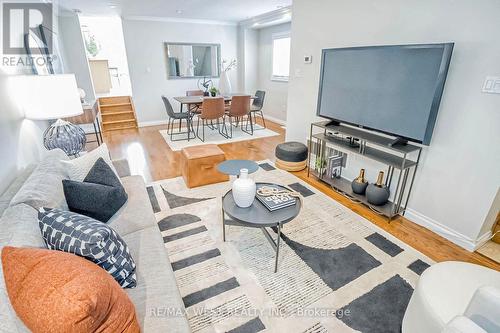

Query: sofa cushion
[
  {"left": 0, "top": 165, "right": 36, "bottom": 218},
  {"left": 107, "top": 175, "right": 157, "bottom": 236},
  {"left": 61, "top": 143, "right": 120, "bottom": 182},
  {"left": 63, "top": 158, "right": 128, "bottom": 222},
  {"left": 123, "top": 226, "right": 191, "bottom": 332},
  {"left": 10, "top": 149, "right": 69, "bottom": 210},
  {"left": 0, "top": 203, "right": 45, "bottom": 248},
  {"left": 0, "top": 203, "right": 45, "bottom": 332},
  {"left": 0, "top": 247, "right": 27, "bottom": 333},
  {"left": 38, "top": 208, "right": 137, "bottom": 288},
  {"left": 1, "top": 246, "right": 140, "bottom": 333}
]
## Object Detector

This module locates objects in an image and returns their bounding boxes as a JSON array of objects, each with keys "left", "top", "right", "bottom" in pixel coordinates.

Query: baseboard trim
[
  {"left": 139, "top": 116, "right": 286, "bottom": 128},
  {"left": 263, "top": 115, "right": 286, "bottom": 126},
  {"left": 405, "top": 208, "right": 491, "bottom": 252},
  {"left": 138, "top": 120, "right": 169, "bottom": 128}
]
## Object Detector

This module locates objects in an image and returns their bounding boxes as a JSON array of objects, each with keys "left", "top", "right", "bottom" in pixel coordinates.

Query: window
[{"left": 272, "top": 33, "right": 291, "bottom": 81}]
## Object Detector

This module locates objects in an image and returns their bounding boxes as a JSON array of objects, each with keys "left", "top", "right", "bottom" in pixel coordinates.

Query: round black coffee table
[{"left": 222, "top": 182, "right": 302, "bottom": 272}]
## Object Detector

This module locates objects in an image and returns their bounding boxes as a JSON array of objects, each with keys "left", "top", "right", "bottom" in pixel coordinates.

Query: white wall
[
  {"left": 121, "top": 18, "right": 239, "bottom": 125},
  {"left": 0, "top": 73, "right": 48, "bottom": 193},
  {"left": 58, "top": 14, "right": 96, "bottom": 103},
  {"left": 79, "top": 16, "right": 132, "bottom": 96},
  {"left": 286, "top": 0, "right": 500, "bottom": 250},
  {"left": 257, "top": 23, "right": 291, "bottom": 123},
  {"left": 243, "top": 28, "right": 259, "bottom": 94}
]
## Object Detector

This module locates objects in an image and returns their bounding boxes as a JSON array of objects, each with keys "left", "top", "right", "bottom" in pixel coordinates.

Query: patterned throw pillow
[{"left": 38, "top": 207, "right": 137, "bottom": 288}]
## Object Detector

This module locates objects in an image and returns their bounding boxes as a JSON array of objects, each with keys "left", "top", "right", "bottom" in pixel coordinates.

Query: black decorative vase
[
  {"left": 351, "top": 168, "right": 368, "bottom": 194},
  {"left": 366, "top": 171, "right": 390, "bottom": 206}
]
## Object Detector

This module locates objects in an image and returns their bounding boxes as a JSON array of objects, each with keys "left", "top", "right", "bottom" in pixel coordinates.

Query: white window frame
[{"left": 271, "top": 32, "right": 291, "bottom": 82}]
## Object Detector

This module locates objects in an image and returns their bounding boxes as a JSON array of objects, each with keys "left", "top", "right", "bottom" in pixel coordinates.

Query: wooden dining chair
[
  {"left": 186, "top": 90, "right": 204, "bottom": 96},
  {"left": 186, "top": 90, "right": 204, "bottom": 114},
  {"left": 196, "top": 97, "right": 228, "bottom": 142},
  {"left": 226, "top": 95, "right": 253, "bottom": 137}
]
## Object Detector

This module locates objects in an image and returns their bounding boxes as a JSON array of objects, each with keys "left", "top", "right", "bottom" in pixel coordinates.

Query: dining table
[{"left": 173, "top": 94, "right": 256, "bottom": 141}]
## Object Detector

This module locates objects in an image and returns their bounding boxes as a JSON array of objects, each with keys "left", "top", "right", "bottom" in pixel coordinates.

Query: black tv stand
[
  {"left": 325, "top": 120, "right": 341, "bottom": 127},
  {"left": 308, "top": 121, "right": 422, "bottom": 221},
  {"left": 388, "top": 137, "right": 408, "bottom": 147}
]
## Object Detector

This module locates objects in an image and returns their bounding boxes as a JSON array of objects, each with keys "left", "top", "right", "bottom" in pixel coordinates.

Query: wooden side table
[
  {"left": 64, "top": 102, "right": 103, "bottom": 146},
  {"left": 181, "top": 144, "right": 229, "bottom": 188}
]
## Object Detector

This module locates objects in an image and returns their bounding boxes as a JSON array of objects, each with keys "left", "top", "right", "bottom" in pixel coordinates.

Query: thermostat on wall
[
  {"left": 304, "top": 55, "right": 312, "bottom": 64},
  {"left": 482, "top": 76, "right": 500, "bottom": 94}
]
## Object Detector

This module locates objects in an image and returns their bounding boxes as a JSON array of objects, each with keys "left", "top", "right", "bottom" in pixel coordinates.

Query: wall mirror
[{"left": 165, "top": 43, "right": 221, "bottom": 79}]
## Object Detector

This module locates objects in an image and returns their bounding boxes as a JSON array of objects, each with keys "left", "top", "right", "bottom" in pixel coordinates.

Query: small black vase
[
  {"left": 351, "top": 169, "right": 368, "bottom": 195},
  {"left": 366, "top": 171, "right": 390, "bottom": 206}
]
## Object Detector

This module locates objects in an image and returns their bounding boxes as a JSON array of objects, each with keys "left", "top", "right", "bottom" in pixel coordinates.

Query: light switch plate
[
  {"left": 482, "top": 76, "right": 500, "bottom": 94},
  {"left": 304, "top": 55, "right": 312, "bottom": 64}
]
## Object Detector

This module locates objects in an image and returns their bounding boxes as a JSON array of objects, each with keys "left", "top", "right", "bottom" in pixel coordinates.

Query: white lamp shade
[{"left": 19, "top": 74, "right": 84, "bottom": 120}]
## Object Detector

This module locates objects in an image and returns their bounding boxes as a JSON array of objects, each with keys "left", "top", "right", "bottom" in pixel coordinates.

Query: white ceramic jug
[{"left": 232, "top": 168, "right": 256, "bottom": 208}]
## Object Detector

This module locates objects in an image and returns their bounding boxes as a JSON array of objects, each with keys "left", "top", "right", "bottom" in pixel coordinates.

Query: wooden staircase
[{"left": 99, "top": 96, "right": 138, "bottom": 132}]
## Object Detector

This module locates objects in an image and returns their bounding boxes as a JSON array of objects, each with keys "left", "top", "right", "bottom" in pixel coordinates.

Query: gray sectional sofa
[{"left": 0, "top": 149, "right": 190, "bottom": 332}]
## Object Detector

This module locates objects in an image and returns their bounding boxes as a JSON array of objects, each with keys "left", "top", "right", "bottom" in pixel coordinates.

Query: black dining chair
[
  {"left": 250, "top": 90, "right": 266, "bottom": 129},
  {"left": 162, "top": 95, "right": 194, "bottom": 141}
]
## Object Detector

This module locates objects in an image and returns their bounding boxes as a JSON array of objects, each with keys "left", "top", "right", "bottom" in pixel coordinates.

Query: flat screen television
[{"left": 316, "top": 43, "right": 454, "bottom": 145}]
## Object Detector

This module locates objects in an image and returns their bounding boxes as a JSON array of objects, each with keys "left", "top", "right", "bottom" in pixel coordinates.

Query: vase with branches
[{"left": 219, "top": 59, "right": 236, "bottom": 95}]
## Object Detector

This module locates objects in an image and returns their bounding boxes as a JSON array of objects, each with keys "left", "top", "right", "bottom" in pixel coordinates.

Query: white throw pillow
[{"left": 61, "top": 143, "right": 120, "bottom": 181}]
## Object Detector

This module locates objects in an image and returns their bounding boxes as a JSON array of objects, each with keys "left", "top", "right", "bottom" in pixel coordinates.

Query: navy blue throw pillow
[
  {"left": 63, "top": 157, "right": 128, "bottom": 222},
  {"left": 38, "top": 207, "right": 137, "bottom": 288}
]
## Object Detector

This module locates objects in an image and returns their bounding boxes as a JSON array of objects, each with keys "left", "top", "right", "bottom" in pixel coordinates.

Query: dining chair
[
  {"left": 161, "top": 95, "right": 194, "bottom": 141},
  {"left": 186, "top": 90, "right": 204, "bottom": 114},
  {"left": 251, "top": 90, "right": 267, "bottom": 129},
  {"left": 226, "top": 95, "right": 253, "bottom": 137},
  {"left": 186, "top": 90, "right": 204, "bottom": 96},
  {"left": 196, "top": 97, "right": 228, "bottom": 142}
]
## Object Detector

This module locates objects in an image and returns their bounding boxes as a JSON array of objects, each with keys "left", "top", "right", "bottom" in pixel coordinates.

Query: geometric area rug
[{"left": 146, "top": 161, "right": 432, "bottom": 333}]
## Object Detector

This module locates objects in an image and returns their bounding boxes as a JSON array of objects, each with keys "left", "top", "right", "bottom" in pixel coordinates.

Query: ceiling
[{"left": 58, "top": 0, "right": 292, "bottom": 23}]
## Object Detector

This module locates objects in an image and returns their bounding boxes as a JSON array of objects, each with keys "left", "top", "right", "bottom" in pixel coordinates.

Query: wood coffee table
[{"left": 221, "top": 182, "right": 302, "bottom": 272}]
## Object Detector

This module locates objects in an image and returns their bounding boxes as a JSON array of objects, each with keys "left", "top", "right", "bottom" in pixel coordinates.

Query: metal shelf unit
[{"left": 307, "top": 121, "right": 422, "bottom": 221}]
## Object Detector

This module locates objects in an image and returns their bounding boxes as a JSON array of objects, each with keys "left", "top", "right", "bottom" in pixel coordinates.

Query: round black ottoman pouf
[
  {"left": 275, "top": 142, "right": 308, "bottom": 171},
  {"left": 275, "top": 142, "right": 308, "bottom": 162}
]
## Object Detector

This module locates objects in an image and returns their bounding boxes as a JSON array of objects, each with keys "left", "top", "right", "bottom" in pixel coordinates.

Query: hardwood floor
[{"left": 97, "top": 119, "right": 500, "bottom": 271}]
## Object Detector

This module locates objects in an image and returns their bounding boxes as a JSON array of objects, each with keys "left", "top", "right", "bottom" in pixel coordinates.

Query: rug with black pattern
[{"left": 146, "top": 161, "right": 432, "bottom": 333}]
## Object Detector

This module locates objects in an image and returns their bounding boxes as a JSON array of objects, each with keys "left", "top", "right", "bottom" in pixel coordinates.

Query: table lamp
[{"left": 21, "top": 74, "right": 86, "bottom": 156}]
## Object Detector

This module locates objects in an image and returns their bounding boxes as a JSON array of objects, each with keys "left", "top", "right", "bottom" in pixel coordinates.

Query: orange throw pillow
[{"left": 1, "top": 246, "right": 140, "bottom": 333}]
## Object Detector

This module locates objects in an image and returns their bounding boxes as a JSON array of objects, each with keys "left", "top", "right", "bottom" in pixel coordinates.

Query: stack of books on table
[{"left": 256, "top": 186, "right": 297, "bottom": 212}]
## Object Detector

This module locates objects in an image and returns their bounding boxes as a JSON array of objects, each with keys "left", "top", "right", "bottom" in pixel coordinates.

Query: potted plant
[
  {"left": 209, "top": 87, "right": 218, "bottom": 97},
  {"left": 315, "top": 157, "right": 327, "bottom": 177}
]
